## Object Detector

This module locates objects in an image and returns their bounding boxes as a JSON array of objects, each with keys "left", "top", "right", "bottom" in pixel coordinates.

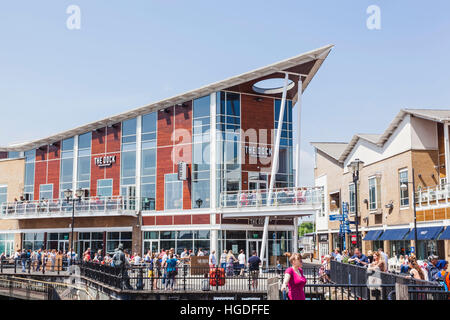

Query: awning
[
  {"left": 363, "top": 230, "right": 383, "bottom": 241},
  {"left": 407, "top": 227, "right": 444, "bottom": 240},
  {"left": 439, "top": 227, "right": 450, "bottom": 240},
  {"left": 378, "top": 228, "right": 410, "bottom": 241}
]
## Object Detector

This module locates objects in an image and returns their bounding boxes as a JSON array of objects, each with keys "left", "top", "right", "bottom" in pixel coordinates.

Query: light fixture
[
  {"left": 348, "top": 158, "right": 364, "bottom": 174},
  {"left": 196, "top": 198, "right": 203, "bottom": 208},
  {"left": 400, "top": 183, "right": 408, "bottom": 191},
  {"left": 64, "top": 189, "right": 73, "bottom": 200},
  {"left": 331, "top": 200, "right": 336, "bottom": 205},
  {"left": 76, "top": 188, "right": 84, "bottom": 198}
]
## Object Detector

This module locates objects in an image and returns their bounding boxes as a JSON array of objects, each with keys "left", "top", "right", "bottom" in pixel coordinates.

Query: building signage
[
  {"left": 250, "top": 218, "right": 265, "bottom": 227},
  {"left": 318, "top": 234, "right": 328, "bottom": 242},
  {"left": 244, "top": 145, "right": 272, "bottom": 158},
  {"left": 94, "top": 155, "right": 116, "bottom": 167},
  {"left": 178, "top": 162, "right": 188, "bottom": 180}
]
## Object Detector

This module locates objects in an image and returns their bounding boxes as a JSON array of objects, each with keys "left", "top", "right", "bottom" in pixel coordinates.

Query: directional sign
[
  {"left": 342, "top": 202, "right": 349, "bottom": 214},
  {"left": 329, "top": 214, "right": 345, "bottom": 221}
]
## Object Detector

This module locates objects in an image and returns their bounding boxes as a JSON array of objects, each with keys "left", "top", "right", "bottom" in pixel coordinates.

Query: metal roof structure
[{"left": 1, "top": 44, "right": 334, "bottom": 152}]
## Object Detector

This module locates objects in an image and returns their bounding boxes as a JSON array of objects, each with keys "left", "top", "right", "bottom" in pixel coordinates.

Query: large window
[
  {"left": 192, "top": 95, "right": 211, "bottom": 208},
  {"left": 78, "top": 232, "right": 104, "bottom": 256},
  {"left": 24, "top": 150, "right": 35, "bottom": 200},
  {"left": 0, "top": 234, "right": 14, "bottom": 257},
  {"left": 0, "top": 186, "right": 7, "bottom": 205},
  {"left": 217, "top": 92, "right": 241, "bottom": 205},
  {"left": 97, "top": 179, "right": 113, "bottom": 197},
  {"left": 143, "top": 230, "right": 210, "bottom": 255},
  {"left": 369, "top": 177, "right": 377, "bottom": 211},
  {"left": 22, "top": 233, "right": 44, "bottom": 251},
  {"left": 39, "top": 184, "right": 53, "bottom": 200},
  {"left": 274, "top": 99, "right": 294, "bottom": 188},
  {"left": 77, "top": 132, "right": 92, "bottom": 191},
  {"left": 165, "top": 174, "right": 183, "bottom": 210},
  {"left": 60, "top": 137, "right": 74, "bottom": 198},
  {"left": 121, "top": 118, "right": 137, "bottom": 192},
  {"left": 141, "top": 113, "right": 156, "bottom": 211},
  {"left": 106, "top": 232, "right": 132, "bottom": 254},
  {"left": 349, "top": 183, "right": 355, "bottom": 213},
  {"left": 399, "top": 169, "right": 409, "bottom": 207}
]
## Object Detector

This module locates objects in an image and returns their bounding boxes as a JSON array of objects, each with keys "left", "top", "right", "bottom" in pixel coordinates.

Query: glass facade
[
  {"left": 192, "top": 95, "right": 211, "bottom": 208},
  {"left": 60, "top": 137, "right": 74, "bottom": 198},
  {"left": 165, "top": 173, "right": 183, "bottom": 210},
  {"left": 78, "top": 232, "right": 104, "bottom": 256},
  {"left": 216, "top": 92, "right": 241, "bottom": 205},
  {"left": 274, "top": 99, "right": 294, "bottom": 188},
  {"left": 143, "top": 230, "right": 210, "bottom": 255},
  {"left": 77, "top": 132, "right": 92, "bottom": 191},
  {"left": 24, "top": 150, "right": 35, "bottom": 200},
  {"left": 141, "top": 112, "right": 157, "bottom": 210},
  {"left": 106, "top": 232, "right": 132, "bottom": 254},
  {"left": 22, "top": 233, "right": 44, "bottom": 251}
]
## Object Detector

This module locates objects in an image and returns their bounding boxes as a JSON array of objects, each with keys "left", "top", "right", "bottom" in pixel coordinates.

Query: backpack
[{"left": 437, "top": 271, "right": 449, "bottom": 291}]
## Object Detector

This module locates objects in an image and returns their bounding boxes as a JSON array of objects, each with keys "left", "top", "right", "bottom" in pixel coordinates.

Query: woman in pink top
[{"left": 281, "top": 253, "right": 307, "bottom": 300}]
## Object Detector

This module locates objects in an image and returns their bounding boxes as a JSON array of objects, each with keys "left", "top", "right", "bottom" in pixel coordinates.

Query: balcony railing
[
  {"left": 0, "top": 196, "right": 137, "bottom": 219},
  {"left": 415, "top": 183, "right": 450, "bottom": 207},
  {"left": 219, "top": 186, "right": 324, "bottom": 209}
]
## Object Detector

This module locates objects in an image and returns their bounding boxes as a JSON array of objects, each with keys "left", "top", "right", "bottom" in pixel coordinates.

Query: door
[
  {"left": 143, "top": 240, "right": 159, "bottom": 255},
  {"left": 248, "top": 240, "right": 266, "bottom": 266},
  {"left": 58, "top": 241, "right": 68, "bottom": 252},
  {"left": 5, "top": 241, "right": 14, "bottom": 257}
]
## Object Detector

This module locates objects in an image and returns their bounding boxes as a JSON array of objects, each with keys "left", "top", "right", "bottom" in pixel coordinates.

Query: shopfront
[
  {"left": 407, "top": 227, "right": 444, "bottom": 260},
  {"left": 318, "top": 233, "right": 329, "bottom": 258},
  {"left": 378, "top": 228, "right": 410, "bottom": 258}
]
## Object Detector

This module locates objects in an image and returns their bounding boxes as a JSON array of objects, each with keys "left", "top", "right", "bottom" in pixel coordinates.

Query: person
[
  {"left": 276, "top": 259, "right": 283, "bottom": 276},
  {"left": 369, "top": 251, "right": 386, "bottom": 272},
  {"left": 20, "top": 249, "right": 27, "bottom": 272},
  {"left": 165, "top": 253, "right": 178, "bottom": 291},
  {"left": 152, "top": 253, "right": 161, "bottom": 290},
  {"left": 112, "top": 243, "right": 132, "bottom": 290},
  {"left": 247, "top": 250, "right": 261, "bottom": 289},
  {"left": 96, "top": 249, "right": 103, "bottom": 263},
  {"left": 197, "top": 248, "right": 205, "bottom": 257},
  {"left": 348, "top": 248, "right": 369, "bottom": 267},
  {"left": 320, "top": 255, "right": 331, "bottom": 283},
  {"left": 334, "top": 248, "right": 342, "bottom": 263},
  {"left": 220, "top": 250, "right": 227, "bottom": 269},
  {"left": 180, "top": 248, "right": 188, "bottom": 262},
  {"left": 426, "top": 255, "right": 440, "bottom": 282},
  {"left": 226, "top": 250, "right": 238, "bottom": 276},
  {"left": 367, "top": 250, "right": 374, "bottom": 264},
  {"left": 378, "top": 248, "right": 389, "bottom": 270},
  {"left": 281, "top": 253, "right": 306, "bottom": 300},
  {"left": 408, "top": 256, "right": 427, "bottom": 281},
  {"left": 209, "top": 250, "right": 217, "bottom": 267},
  {"left": 437, "top": 261, "right": 449, "bottom": 291},
  {"left": 341, "top": 250, "right": 350, "bottom": 263},
  {"left": 132, "top": 252, "right": 142, "bottom": 265},
  {"left": 50, "top": 250, "right": 56, "bottom": 271},
  {"left": 238, "top": 249, "right": 246, "bottom": 276}
]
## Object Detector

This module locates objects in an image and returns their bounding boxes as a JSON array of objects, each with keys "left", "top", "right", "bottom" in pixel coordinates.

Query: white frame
[
  {"left": 398, "top": 168, "right": 409, "bottom": 208},
  {"left": 97, "top": 178, "right": 113, "bottom": 198},
  {"left": 39, "top": 183, "right": 53, "bottom": 200},
  {"left": 368, "top": 176, "right": 377, "bottom": 211}
]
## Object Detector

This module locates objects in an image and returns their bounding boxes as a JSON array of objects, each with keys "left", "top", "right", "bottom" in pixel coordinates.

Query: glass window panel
[
  {"left": 122, "top": 136, "right": 136, "bottom": 144},
  {"left": 194, "top": 95, "right": 211, "bottom": 118},
  {"left": 122, "top": 118, "right": 137, "bottom": 136},
  {"left": 62, "top": 138, "right": 74, "bottom": 151},
  {"left": 143, "top": 231, "right": 159, "bottom": 240},
  {"left": 141, "top": 176, "right": 156, "bottom": 184},
  {"left": 121, "top": 152, "right": 136, "bottom": 178},
  {"left": 77, "top": 156, "right": 91, "bottom": 181},
  {"left": 60, "top": 158, "right": 73, "bottom": 183},
  {"left": 141, "top": 141, "right": 156, "bottom": 150},
  {"left": 142, "top": 133, "right": 156, "bottom": 142},
  {"left": 25, "top": 163, "right": 35, "bottom": 186},
  {"left": 160, "top": 231, "right": 175, "bottom": 239},
  {"left": 142, "top": 113, "right": 157, "bottom": 134},
  {"left": 78, "top": 132, "right": 92, "bottom": 150},
  {"left": 226, "top": 92, "right": 240, "bottom": 117},
  {"left": 25, "top": 150, "right": 36, "bottom": 163},
  {"left": 121, "top": 143, "right": 136, "bottom": 152},
  {"left": 177, "top": 231, "right": 193, "bottom": 239},
  {"left": 194, "top": 230, "right": 210, "bottom": 239},
  {"left": 165, "top": 174, "right": 183, "bottom": 210},
  {"left": 142, "top": 149, "right": 156, "bottom": 176},
  {"left": 192, "top": 180, "right": 210, "bottom": 208}
]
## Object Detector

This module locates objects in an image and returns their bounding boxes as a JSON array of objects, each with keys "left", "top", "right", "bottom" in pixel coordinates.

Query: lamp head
[{"left": 64, "top": 189, "right": 73, "bottom": 200}]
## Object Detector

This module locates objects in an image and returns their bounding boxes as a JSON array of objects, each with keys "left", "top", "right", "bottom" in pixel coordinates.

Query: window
[
  {"left": 399, "top": 169, "right": 409, "bottom": 207},
  {"left": 165, "top": 174, "right": 183, "bottom": 210},
  {"left": 77, "top": 132, "right": 92, "bottom": 190},
  {"left": 60, "top": 137, "right": 74, "bottom": 198},
  {"left": 0, "top": 234, "right": 14, "bottom": 257},
  {"left": 24, "top": 150, "right": 35, "bottom": 200},
  {"left": 121, "top": 118, "right": 137, "bottom": 186},
  {"left": 192, "top": 95, "right": 211, "bottom": 208},
  {"left": 349, "top": 183, "right": 355, "bottom": 213},
  {"left": 0, "top": 186, "right": 7, "bottom": 205},
  {"left": 141, "top": 113, "right": 157, "bottom": 211},
  {"left": 274, "top": 99, "right": 294, "bottom": 188},
  {"left": 39, "top": 184, "right": 53, "bottom": 200},
  {"left": 22, "top": 233, "right": 44, "bottom": 251},
  {"left": 7, "top": 152, "right": 21, "bottom": 159},
  {"left": 369, "top": 177, "right": 377, "bottom": 211},
  {"left": 97, "top": 179, "right": 113, "bottom": 197},
  {"left": 106, "top": 232, "right": 132, "bottom": 254}
]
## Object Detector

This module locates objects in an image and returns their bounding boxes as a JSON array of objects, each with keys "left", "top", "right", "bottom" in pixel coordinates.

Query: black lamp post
[
  {"left": 348, "top": 158, "right": 364, "bottom": 250},
  {"left": 64, "top": 188, "right": 84, "bottom": 258},
  {"left": 196, "top": 198, "right": 203, "bottom": 209},
  {"left": 400, "top": 168, "right": 418, "bottom": 255}
]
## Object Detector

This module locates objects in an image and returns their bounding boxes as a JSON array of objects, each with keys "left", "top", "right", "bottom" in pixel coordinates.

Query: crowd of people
[{"left": 320, "top": 247, "right": 450, "bottom": 290}]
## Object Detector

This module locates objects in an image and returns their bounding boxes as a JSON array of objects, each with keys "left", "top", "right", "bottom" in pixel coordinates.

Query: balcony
[
  {"left": 219, "top": 186, "right": 324, "bottom": 218},
  {"left": 0, "top": 196, "right": 138, "bottom": 220},
  {"left": 415, "top": 184, "right": 450, "bottom": 221}
]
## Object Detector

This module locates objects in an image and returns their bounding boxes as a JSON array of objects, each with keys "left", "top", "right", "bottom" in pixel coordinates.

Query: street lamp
[
  {"left": 196, "top": 198, "right": 203, "bottom": 209},
  {"left": 64, "top": 188, "right": 84, "bottom": 259},
  {"left": 348, "top": 158, "right": 364, "bottom": 250},
  {"left": 400, "top": 168, "right": 418, "bottom": 255}
]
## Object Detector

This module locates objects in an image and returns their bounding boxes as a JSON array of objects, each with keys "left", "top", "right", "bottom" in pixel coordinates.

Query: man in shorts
[{"left": 247, "top": 251, "right": 261, "bottom": 290}]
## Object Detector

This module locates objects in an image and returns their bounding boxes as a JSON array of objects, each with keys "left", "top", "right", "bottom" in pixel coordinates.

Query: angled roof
[
  {"left": 1, "top": 44, "right": 334, "bottom": 152},
  {"left": 337, "top": 108, "right": 450, "bottom": 163},
  {"left": 311, "top": 142, "right": 348, "bottom": 161}
]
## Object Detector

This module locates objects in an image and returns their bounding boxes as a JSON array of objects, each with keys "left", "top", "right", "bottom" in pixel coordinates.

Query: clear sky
[{"left": 1, "top": 1, "right": 450, "bottom": 186}]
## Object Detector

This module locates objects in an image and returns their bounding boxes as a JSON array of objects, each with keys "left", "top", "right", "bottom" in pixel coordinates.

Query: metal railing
[
  {"left": 220, "top": 187, "right": 324, "bottom": 209},
  {"left": 80, "top": 262, "right": 321, "bottom": 293},
  {"left": 0, "top": 196, "right": 137, "bottom": 218},
  {"left": 415, "top": 183, "right": 450, "bottom": 207},
  {"left": 0, "top": 257, "right": 77, "bottom": 275}
]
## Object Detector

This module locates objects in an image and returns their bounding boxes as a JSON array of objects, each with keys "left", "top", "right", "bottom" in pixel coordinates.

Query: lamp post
[
  {"left": 348, "top": 159, "right": 364, "bottom": 250},
  {"left": 400, "top": 168, "right": 418, "bottom": 254},
  {"left": 64, "top": 188, "right": 84, "bottom": 259},
  {"left": 196, "top": 198, "right": 203, "bottom": 209}
]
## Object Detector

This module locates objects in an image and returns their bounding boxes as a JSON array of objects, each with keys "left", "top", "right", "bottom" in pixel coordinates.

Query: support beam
[
  {"left": 295, "top": 78, "right": 303, "bottom": 188},
  {"left": 260, "top": 73, "right": 289, "bottom": 269},
  {"left": 444, "top": 123, "right": 450, "bottom": 181}
]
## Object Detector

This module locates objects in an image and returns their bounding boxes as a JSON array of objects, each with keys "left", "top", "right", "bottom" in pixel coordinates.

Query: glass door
[
  {"left": 247, "top": 239, "right": 265, "bottom": 266},
  {"left": 143, "top": 240, "right": 159, "bottom": 255}
]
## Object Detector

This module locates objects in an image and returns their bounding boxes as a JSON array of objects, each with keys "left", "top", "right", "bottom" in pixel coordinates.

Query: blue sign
[
  {"left": 342, "top": 202, "right": 349, "bottom": 214},
  {"left": 410, "top": 246, "right": 415, "bottom": 254},
  {"left": 329, "top": 214, "right": 345, "bottom": 221}
]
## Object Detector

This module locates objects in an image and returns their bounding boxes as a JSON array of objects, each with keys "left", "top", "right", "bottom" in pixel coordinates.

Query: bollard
[{"left": 183, "top": 264, "right": 187, "bottom": 291}]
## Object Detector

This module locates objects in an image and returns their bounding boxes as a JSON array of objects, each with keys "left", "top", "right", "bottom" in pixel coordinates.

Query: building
[
  {"left": 0, "top": 45, "right": 332, "bottom": 266},
  {"left": 312, "top": 109, "right": 450, "bottom": 261}
]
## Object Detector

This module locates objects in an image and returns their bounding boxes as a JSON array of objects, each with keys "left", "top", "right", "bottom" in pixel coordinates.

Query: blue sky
[{"left": 1, "top": 1, "right": 450, "bottom": 186}]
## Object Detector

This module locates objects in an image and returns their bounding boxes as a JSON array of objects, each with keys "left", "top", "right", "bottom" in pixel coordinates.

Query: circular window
[{"left": 252, "top": 78, "right": 295, "bottom": 95}]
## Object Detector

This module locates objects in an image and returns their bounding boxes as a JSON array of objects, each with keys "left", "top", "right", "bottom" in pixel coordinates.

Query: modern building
[
  {"left": 0, "top": 45, "right": 331, "bottom": 266},
  {"left": 312, "top": 109, "right": 450, "bottom": 261}
]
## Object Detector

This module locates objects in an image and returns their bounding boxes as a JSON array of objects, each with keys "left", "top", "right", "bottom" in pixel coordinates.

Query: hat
[{"left": 428, "top": 254, "right": 438, "bottom": 261}]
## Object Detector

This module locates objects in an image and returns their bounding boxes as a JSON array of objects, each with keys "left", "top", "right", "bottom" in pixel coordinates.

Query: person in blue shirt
[{"left": 348, "top": 248, "right": 369, "bottom": 267}]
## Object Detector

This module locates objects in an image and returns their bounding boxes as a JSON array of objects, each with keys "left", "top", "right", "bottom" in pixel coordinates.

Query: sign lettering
[{"left": 94, "top": 155, "right": 116, "bottom": 167}]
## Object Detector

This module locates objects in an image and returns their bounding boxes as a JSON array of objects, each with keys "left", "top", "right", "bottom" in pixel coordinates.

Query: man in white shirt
[
  {"left": 197, "top": 248, "right": 205, "bottom": 256},
  {"left": 238, "top": 249, "right": 246, "bottom": 276},
  {"left": 378, "top": 248, "right": 389, "bottom": 270},
  {"left": 209, "top": 250, "right": 217, "bottom": 267}
]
